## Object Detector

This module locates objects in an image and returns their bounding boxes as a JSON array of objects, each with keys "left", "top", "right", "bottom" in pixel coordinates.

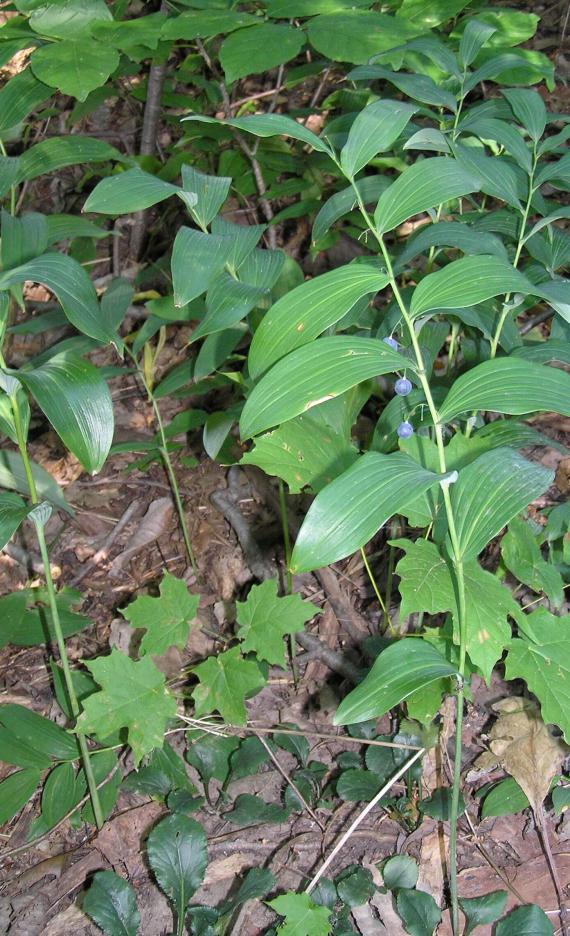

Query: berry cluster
[{"left": 383, "top": 337, "right": 413, "bottom": 439}]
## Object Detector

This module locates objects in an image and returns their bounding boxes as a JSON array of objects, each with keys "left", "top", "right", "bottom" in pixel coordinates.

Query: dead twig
[{"left": 254, "top": 731, "right": 325, "bottom": 830}]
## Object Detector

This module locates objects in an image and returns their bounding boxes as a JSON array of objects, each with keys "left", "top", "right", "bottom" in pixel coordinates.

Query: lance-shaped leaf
[
  {"left": 0, "top": 768, "right": 41, "bottom": 826},
  {"left": 410, "top": 255, "right": 533, "bottom": 318},
  {"left": 241, "top": 337, "right": 410, "bottom": 438},
  {"left": 17, "top": 353, "right": 114, "bottom": 474},
  {"left": 290, "top": 451, "right": 451, "bottom": 573},
  {"left": 0, "top": 492, "right": 33, "bottom": 551},
  {"left": 0, "top": 449, "right": 71, "bottom": 514},
  {"left": 395, "top": 222, "right": 508, "bottom": 269},
  {"left": 438, "top": 358, "right": 570, "bottom": 422},
  {"left": 503, "top": 88, "right": 547, "bottom": 142},
  {"left": 147, "top": 815, "right": 207, "bottom": 927},
  {"left": 335, "top": 638, "right": 460, "bottom": 725},
  {"left": 0, "top": 253, "right": 115, "bottom": 345},
  {"left": 171, "top": 227, "right": 235, "bottom": 307},
  {"left": 350, "top": 64, "right": 457, "bottom": 111},
  {"left": 191, "top": 274, "right": 267, "bottom": 342},
  {"left": 0, "top": 69, "right": 52, "bottom": 135},
  {"left": 84, "top": 167, "right": 182, "bottom": 214},
  {"left": 180, "top": 164, "right": 231, "bottom": 230},
  {"left": 248, "top": 264, "right": 389, "bottom": 378},
  {"left": 182, "top": 112, "right": 333, "bottom": 155},
  {"left": 374, "top": 158, "right": 480, "bottom": 234},
  {"left": 312, "top": 176, "right": 390, "bottom": 243},
  {"left": 448, "top": 448, "right": 553, "bottom": 561},
  {"left": 83, "top": 871, "right": 141, "bottom": 936},
  {"left": 77, "top": 649, "right": 177, "bottom": 765},
  {"left": 17, "top": 135, "right": 124, "bottom": 184},
  {"left": 340, "top": 99, "right": 417, "bottom": 178}
]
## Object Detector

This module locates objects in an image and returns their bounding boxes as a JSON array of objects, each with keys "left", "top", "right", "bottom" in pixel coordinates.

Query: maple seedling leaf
[
  {"left": 191, "top": 646, "right": 266, "bottom": 725},
  {"left": 267, "top": 892, "right": 332, "bottom": 936},
  {"left": 236, "top": 578, "right": 318, "bottom": 667},
  {"left": 121, "top": 571, "right": 200, "bottom": 656},
  {"left": 76, "top": 649, "right": 178, "bottom": 765}
]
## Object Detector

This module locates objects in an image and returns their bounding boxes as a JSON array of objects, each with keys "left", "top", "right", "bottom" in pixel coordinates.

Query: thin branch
[
  {"left": 254, "top": 732, "right": 325, "bottom": 830},
  {"left": 305, "top": 748, "right": 425, "bottom": 893}
]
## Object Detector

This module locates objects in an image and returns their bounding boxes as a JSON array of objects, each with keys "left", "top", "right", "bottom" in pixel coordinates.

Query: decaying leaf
[
  {"left": 477, "top": 697, "right": 569, "bottom": 814},
  {"left": 110, "top": 497, "right": 173, "bottom": 575}
]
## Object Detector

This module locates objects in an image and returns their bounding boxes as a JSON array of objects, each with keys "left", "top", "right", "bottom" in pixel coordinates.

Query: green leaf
[
  {"left": 459, "top": 19, "right": 496, "bottom": 67},
  {"left": 290, "top": 452, "right": 449, "bottom": 573},
  {"left": 337, "top": 768, "right": 382, "bottom": 802},
  {"left": 312, "top": 177, "right": 390, "bottom": 243},
  {"left": 340, "top": 100, "right": 417, "bottom": 178},
  {"left": 191, "top": 645, "right": 266, "bottom": 725},
  {"left": 410, "top": 256, "right": 533, "bottom": 318},
  {"left": 161, "top": 9, "right": 258, "bottom": 39},
  {"left": 459, "top": 890, "right": 508, "bottom": 935},
  {"left": 0, "top": 449, "right": 71, "bottom": 514},
  {"left": 0, "top": 492, "right": 33, "bottom": 550},
  {"left": 240, "top": 336, "right": 411, "bottom": 439},
  {"left": 448, "top": 449, "right": 553, "bottom": 561},
  {"left": 182, "top": 112, "right": 333, "bottom": 156},
  {"left": 0, "top": 768, "right": 41, "bottom": 825},
  {"left": 191, "top": 274, "right": 266, "bottom": 342},
  {"left": 438, "top": 358, "right": 570, "bottom": 422},
  {"left": 241, "top": 399, "right": 359, "bottom": 494},
  {"left": 1, "top": 209, "right": 47, "bottom": 268},
  {"left": 336, "top": 865, "right": 375, "bottom": 908},
  {"left": 77, "top": 649, "right": 177, "bottom": 765},
  {"left": 382, "top": 855, "right": 419, "bottom": 890},
  {"left": 419, "top": 788, "right": 465, "bottom": 820},
  {"left": 17, "top": 353, "right": 114, "bottom": 474},
  {"left": 495, "top": 904, "right": 553, "bottom": 935},
  {"left": 0, "top": 156, "right": 21, "bottom": 199},
  {"left": 268, "top": 892, "right": 332, "bottom": 936},
  {"left": 17, "top": 135, "right": 123, "bottom": 184},
  {"left": 307, "top": 11, "right": 422, "bottom": 64},
  {"left": 374, "top": 158, "right": 480, "bottom": 234},
  {"left": 249, "top": 263, "right": 389, "bottom": 378},
  {"left": 225, "top": 793, "right": 289, "bottom": 825},
  {"left": 334, "top": 639, "right": 459, "bottom": 726},
  {"left": 31, "top": 41, "right": 119, "bottom": 102},
  {"left": 503, "top": 89, "right": 546, "bottom": 142},
  {"left": 0, "top": 253, "right": 115, "bottom": 345},
  {"left": 393, "top": 538, "right": 518, "bottom": 682},
  {"left": 395, "top": 888, "right": 441, "bottom": 936},
  {"left": 454, "top": 145, "right": 522, "bottom": 210},
  {"left": 83, "top": 870, "right": 140, "bottom": 936},
  {"left": 502, "top": 517, "right": 564, "bottom": 606},
  {"left": 84, "top": 168, "right": 181, "bottom": 214},
  {"left": 0, "top": 69, "right": 52, "bottom": 134},
  {"left": 462, "top": 117, "right": 532, "bottom": 173},
  {"left": 185, "top": 734, "right": 240, "bottom": 786},
  {"left": 0, "top": 703, "right": 79, "bottom": 769},
  {"left": 352, "top": 65, "right": 457, "bottom": 111},
  {"left": 147, "top": 815, "right": 207, "bottom": 923},
  {"left": 171, "top": 227, "right": 236, "bottom": 308},
  {"left": 396, "top": 221, "right": 509, "bottom": 268},
  {"left": 397, "top": 0, "right": 470, "bottom": 28},
  {"left": 121, "top": 572, "right": 199, "bottom": 657},
  {"left": 29, "top": 761, "right": 85, "bottom": 838},
  {"left": 505, "top": 609, "right": 570, "bottom": 742},
  {"left": 236, "top": 579, "right": 317, "bottom": 667},
  {"left": 220, "top": 23, "right": 304, "bottom": 84},
  {"left": 180, "top": 164, "right": 230, "bottom": 230},
  {"left": 552, "top": 785, "right": 570, "bottom": 815},
  {"left": 45, "top": 214, "right": 109, "bottom": 244},
  {"left": 29, "top": 0, "right": 111, "bottom": 37}
]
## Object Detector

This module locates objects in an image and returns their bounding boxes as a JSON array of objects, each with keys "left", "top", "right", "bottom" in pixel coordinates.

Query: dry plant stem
[
  {"left": 348, "top": 178, "right": 468, "bottom": 935},
  {"left": 305, "top": 747, "right": 425, "bottom": 893},
  {"left": 536, "top": 804, "right": 570, "bottom": 936},
  {"left": 279, "top": 479, "right": 298, "bottom": 684},
  {"left": 254, "top": 732, "right": 324, "bottom": 830},
  {"left": 239, "top": 724, "right": 422, "bottom": 751},
  {"left": 9, "top": 393, "right": 104, "bottom": 831}
]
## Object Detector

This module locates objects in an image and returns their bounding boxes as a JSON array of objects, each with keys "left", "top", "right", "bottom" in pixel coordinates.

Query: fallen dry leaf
[
  {"left": 109, "top": 496, "right": 173, "bottom": 575},
  {"left": 484, "top": 697, "right": 569, "bottom": 814}
]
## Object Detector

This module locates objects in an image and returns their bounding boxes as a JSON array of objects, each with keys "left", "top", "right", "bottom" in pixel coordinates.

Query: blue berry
[
  {"left": 395, "top": 377, "right": 413, "bottom": 396},
  {"left": 383, "top": 336, "right": 399, "bottom": 350},
  {"left": 397, "top": 421, "right": 414, "bottom": 439}
]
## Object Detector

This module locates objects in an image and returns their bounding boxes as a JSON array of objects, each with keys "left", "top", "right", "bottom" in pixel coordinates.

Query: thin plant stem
[
  {"left": 345, "top": 172, "right": 468, "bottom": 935},
  {"left": 10, "top": 392, "right": 104, "bottom": 830},
  {"left": 128, "top": 348, "right": 198, "bottom": 575},
  {"left": 278, "top": 479, "right": 298, "bottom": 685},
  {"left": 360, "top": 546, "right": 391, "bottom": 633}
]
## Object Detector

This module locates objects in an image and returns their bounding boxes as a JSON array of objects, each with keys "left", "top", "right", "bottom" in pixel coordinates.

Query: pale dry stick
[
  {"left": 70, "top": 500, "right": 139, "bottom": 586},
  {"left": 305, "top": 747, "right": 426, "bottom": 894},
  {"left": 244, "top": 724, "right": 422, "bottom": 751},
  {"left": 254, "top": 732, "right": 325, "bottom": 831},
  {"left": 537, "top": 804, "right": 570, "bottom": 936}
]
